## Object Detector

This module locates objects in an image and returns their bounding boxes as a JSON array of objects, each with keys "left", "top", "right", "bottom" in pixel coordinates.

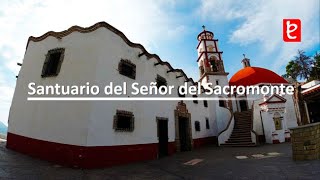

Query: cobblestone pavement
[{"left": 0, "top": 142, "right": 319, "bottom": 180}]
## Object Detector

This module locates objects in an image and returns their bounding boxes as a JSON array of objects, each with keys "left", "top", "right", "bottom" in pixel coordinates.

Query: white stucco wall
[{"left": 9, "top": 27, "right": 220, "bottom": 147}]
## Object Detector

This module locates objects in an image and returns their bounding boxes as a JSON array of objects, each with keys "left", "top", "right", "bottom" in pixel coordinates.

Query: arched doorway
[
  {"left": 174, "top": 101, "right": 192, "bottom": 152},
  {"left": 239, "top": 100, "right": 248, "bottom": 112}
]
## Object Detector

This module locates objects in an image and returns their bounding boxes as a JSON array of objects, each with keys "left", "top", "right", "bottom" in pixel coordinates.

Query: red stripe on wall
[
  {"left": 6, "top": 132, "right": 158, "bottom": 168},
  {"left": 193, "top": 136, "right": 217, "bottom": 148},
  {"left": 6, "top": 133, "right": 216, "bottom": 168}
]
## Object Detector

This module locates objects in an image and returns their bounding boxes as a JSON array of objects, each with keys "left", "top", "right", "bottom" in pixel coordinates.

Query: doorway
[
  {"left": 157, "top": 118, "right": 168, "bottom": 157},
  {"left": 174, "top": 101, "right": 192, "bottom": 152},
  {"left": 178, "top": 117, "right": 191, "bottom": 151},
  {"left": 239, "top": 100, "right": 248, "bottom": 112}
]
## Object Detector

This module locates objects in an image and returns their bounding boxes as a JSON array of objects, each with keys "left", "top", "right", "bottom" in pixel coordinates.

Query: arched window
[{"left": 209, "top": 56, "right": 218, "bottom": 72}]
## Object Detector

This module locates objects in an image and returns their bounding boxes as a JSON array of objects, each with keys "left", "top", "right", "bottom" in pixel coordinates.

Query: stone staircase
[{"left": 220, "top": 110, "right": 256, "bottom": 147}]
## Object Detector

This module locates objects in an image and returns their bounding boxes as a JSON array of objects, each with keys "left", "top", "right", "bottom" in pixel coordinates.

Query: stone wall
[{"left": 290, "top": 122, "right": 320, "bottom": 160}]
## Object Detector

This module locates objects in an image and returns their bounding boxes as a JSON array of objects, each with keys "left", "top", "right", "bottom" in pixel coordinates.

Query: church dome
[{"left": 229, "top": 67, "right": 288, "bottom": 86}]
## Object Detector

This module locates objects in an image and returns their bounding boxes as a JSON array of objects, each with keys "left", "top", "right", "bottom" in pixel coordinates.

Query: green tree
[
  {"left": 285, "top": 60, "right": 300, "bottom": 80},
  {"left": 309, "top": 52, "right": 320, "bottom": 81},
  {"left": 284, "top": 50, "right": 313, "bottom": 81}
]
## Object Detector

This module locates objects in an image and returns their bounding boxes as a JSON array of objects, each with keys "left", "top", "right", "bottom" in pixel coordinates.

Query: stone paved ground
[{"left": 0, "top": 141, "right": 319, "bottom": 180}]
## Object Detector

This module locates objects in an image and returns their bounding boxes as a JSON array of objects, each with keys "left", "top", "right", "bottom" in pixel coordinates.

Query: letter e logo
[{"left": 283, "top": 19, "right": 301, "bottom": 42}]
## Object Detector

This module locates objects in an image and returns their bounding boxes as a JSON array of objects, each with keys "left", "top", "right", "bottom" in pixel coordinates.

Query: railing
[
  {"left": 250, "top": 104, "right": 259, "bottom": 145},
  {"left": 217, "top": 108, "right": 234, "bottom": 146}
]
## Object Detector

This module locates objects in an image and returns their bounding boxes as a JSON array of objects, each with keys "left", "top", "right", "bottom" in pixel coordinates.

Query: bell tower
[{"left": 197, "top": 26, "right": 229, "bottom": 86}]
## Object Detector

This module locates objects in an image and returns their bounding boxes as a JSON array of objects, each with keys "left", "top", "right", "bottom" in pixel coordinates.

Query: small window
[
  {"left": 193, "top": 95, "right": 198, "bottom": 104},
  {"left": 119, "top": 59, "right": 136, "bottom": 79},
  {"left": 195, "top": 121, "right": 201, "bottom": 131},
  {"left": 206, "top": 118, "right": 210, "bottom": 129},
  {"left": 113, "top": 110, "right": 134, "bottom": 132},
  {"left": 156, "top": 75, "right": 167, "bottom": 88},
  {"left": 203, "top": 100, "right": 208, "bottom": 107},
  {"left": 219, "top": 100, "right": 225, "bottom": 107},
  {"left": 41, "top": 48, "right": 65, "bottom": 77},
  {"left": 178, "top": 86, "right": 185, "bottom": 97},
  {"left": 216, "top": 80, "right": 219, "bottom": 85}
]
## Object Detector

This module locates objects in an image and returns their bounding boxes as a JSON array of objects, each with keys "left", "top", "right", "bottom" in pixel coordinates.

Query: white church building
[{"left": 7, "top": 22, "right": 298, "bottom": 168}]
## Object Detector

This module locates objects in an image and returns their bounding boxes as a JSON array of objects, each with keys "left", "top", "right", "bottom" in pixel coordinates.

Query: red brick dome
[{"left": 229, "top": 67, "right": 288, "bottom": 86}]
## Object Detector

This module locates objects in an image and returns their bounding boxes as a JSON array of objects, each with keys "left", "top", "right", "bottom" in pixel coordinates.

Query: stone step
[
  {"left": 235, "top": 124, "right": 251, "bottom": 127},
  {"left": 235, "top": 118, "right": 252, "bottom": 122},
  {"left": 228, "top": 137, "right": 252, "bottom": 141},
  {"left": 232, "top": 129, "right": 251, "bottom": 133},
  {"left": 234, "top": 124, "right": 251, "bottom": 127},
  {"left": 220, "top": 142, "right": 256, "bottom": 147},
  {"left": 233, "top": 130, "right": 251, "bottom": 133},
  {"left": 230, "top": 134, "right": 251, "bottom": 138},
  {"left": 226, "top": 140, "right": 253, "bottom": 143},
  {"left": 230, "top": 133, "right": 251, "bottom": 138},
  {"left": 236, "top": 114, "right": 251, "bottom": 116},
  {"left": 234, "top": 111, "right": 252, "bottom": 115},
  {"left": 235, "top": 118, "right": 251, "bottom": 121},
  {"left": 234, "top": 126, "right": 251, "bottom": 129},
  {"left": 234, "top": 123, "right": 251, "bottom": 126}
]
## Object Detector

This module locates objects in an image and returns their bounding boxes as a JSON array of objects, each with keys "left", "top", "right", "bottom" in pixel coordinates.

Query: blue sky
[{"left": 0, "top": 0, "right": 319, "bottom": 125}]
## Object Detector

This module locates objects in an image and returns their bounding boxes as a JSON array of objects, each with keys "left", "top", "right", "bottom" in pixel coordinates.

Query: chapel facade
[{"left": 7, "top": 22, "right": 299, "bottom": 168}]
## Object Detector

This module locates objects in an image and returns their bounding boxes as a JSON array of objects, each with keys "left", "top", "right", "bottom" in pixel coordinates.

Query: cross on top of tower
[
  {"left": 202, "top": 25, "right": 206, "bottom": 31},
  {"left": 241, "top": 54, "right": 251, "bottom": 68}
]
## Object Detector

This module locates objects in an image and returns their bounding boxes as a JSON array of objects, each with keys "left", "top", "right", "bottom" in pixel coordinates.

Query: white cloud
[
  {"left": 0, "top": 0, "right": 186, "bottom": 125},
  {"left": 0, "top": 73, "right": 14, "bottom": 126},
  {"left": 198, "top": 0, "right": 319, "bottom": 71}
]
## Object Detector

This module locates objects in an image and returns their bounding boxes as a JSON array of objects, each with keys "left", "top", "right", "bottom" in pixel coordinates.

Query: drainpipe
[
  {"left": 260, "top": 110, "right": 265, "bottom": 143},
  {"left": 235, "top": 94, "right": 239, "bottom": 112}
]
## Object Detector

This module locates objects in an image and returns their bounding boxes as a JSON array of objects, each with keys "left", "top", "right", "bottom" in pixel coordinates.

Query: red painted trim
[
  {"left": 213, "top": 41, "right": 223, "bottom": 61},
  {"left": 196, "top": 39, "right": 219, "bottom": 49},
  {"left": 259, "top": 100, "right": 286, "bottom": 105},
  {"left": 197, "top": 52, "right": 205, "bottom": 62},
  {"left": 7, "top": 133, "right": 217, "bottom": 168},
  {"left": 168, "top": 142, "right": 176, "bottom": 155},
  {"left": 7, "top": 132, "right": 217, "bottom": 169},
  {"left": 302, "top": 85, "right": 320, "bottom": 95},
  {"left": 193, "top": 136, "right": 217, "bottom": 148},
  {"left": 273, "top": 139, "right": 280, "bottom": 144},
  {"left": 205, "top": 51, "right": 223, "bottom": 54},
  {"left": 196, "top": 52, "right": 223, "bottom": 62},
  {"left": 285, "top": 137, "right": 291, "bottom": 142},
  {"left": 203, "top": 39, "right": 210, "bottom": 67},
  {"left": 6, "top": 132, "right": 158, "bottom": 168}
]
